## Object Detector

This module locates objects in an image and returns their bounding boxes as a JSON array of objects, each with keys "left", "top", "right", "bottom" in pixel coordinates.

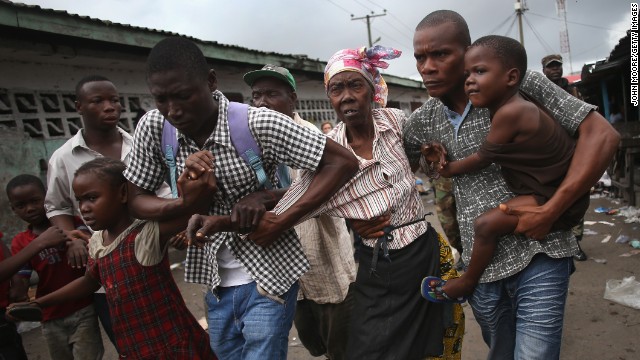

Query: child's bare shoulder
[
  {"left": 498, "top": 97, "right": 537, "bottom": 115},
  {"left": 494, "top": 97, "right": 538, "bottom": 123}
]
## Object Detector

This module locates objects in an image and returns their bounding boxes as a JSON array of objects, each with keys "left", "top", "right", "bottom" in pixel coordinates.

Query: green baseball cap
[{"left": 243, "top": 64, "right": 297, "bottom": 91}]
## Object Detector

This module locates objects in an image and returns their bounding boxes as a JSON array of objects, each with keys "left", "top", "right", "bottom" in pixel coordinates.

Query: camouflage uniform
[{"left": 433, "top": 177, "right": 463, "bottom": 254}]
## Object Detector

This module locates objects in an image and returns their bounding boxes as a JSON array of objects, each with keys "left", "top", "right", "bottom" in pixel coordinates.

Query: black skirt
[{"left": 347, "top": 225, "right": 445, "bottom": 360}]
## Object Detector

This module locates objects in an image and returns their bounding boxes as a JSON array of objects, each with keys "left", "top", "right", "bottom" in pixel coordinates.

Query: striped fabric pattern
[{"left": 274, "top": 107, "right": 427, "bottom": 250}]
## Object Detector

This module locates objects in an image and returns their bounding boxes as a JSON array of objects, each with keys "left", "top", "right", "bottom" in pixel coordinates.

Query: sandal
[
  {"left": 421, "top": 276, "right": 467, "bottom": 304},
  {"left": 6, "top": 302, "right": 42, "bottom": 322}
]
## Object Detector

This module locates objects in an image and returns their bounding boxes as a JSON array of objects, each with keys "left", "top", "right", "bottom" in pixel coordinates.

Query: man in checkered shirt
[
  {"left": 123, "top": 37, "right": 358, "bottom": 359},
  {"left": 402, "top": 10, "right": 620, "bottom": 360}
]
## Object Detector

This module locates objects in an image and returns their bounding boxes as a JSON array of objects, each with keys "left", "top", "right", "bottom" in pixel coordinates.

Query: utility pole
[
  {"left": 557, "top": 0, "right": 573, "bottom": 73},
  {"left": 514, "top": 0, "right": 527, "bottom": 46},
  {"left": 351, "top": 10, "right": 386, "bottom": 47}
]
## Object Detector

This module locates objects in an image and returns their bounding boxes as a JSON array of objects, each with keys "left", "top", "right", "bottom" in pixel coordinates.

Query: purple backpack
[{"left": 161, "top": 102, "right": 289, "bottom": 197}]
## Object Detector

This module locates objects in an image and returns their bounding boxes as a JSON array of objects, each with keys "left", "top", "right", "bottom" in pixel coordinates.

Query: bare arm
[
  {"left": 48, "top": 215, "right": 76, "bottom": 232},
  {"left": 443, "top": 102, "right": 528, "bottom": 177},
  {"left": 0, "top": 228, "right": 67, "bottom": 282},
  {"left": 34, "top": 275, "right": 101, "bottom": 308},
  {"left": 49, "top": 214, "right": 91, "bottom": 268},
  {"left": 127, "top": 183, "right": 188, "bottom": 221},
  {"left": 157, "top": 169, "right": 217, "bottom": 248},
  {"left": 128, "top": 150, "right": 218, "bottom": 222},
  {"left": 230, "top": 189, "right": 287, "bottom": 233},
  {"left": 249, "top": 138, "right": 359, "bottom": 246},
  {"left": 443, "top": 153, "right": 491, "bottom": 177},
  {"left": 186, "top": 188, "right": 287, "bottom": 246}
]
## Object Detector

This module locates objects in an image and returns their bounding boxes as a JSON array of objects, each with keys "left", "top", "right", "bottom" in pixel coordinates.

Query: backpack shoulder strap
[
  {"left": 227, "top": 102, "right": 271, "bottom": 188},
  {"left": 161, "top": 119, "right": 179, "bottom": 198}
]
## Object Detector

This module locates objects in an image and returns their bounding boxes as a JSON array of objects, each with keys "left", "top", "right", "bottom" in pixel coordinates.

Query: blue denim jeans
[
  {"left": 205, "top": 281, "right": 298, "bottom": 360},
  {"left": 469, "top": 254, "right": 573, "bottom": 360}
]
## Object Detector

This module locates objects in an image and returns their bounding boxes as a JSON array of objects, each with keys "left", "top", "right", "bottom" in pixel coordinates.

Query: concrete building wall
[
  {"left": 0, "top": 128, "right": 66, "bottom": 242},
  {"left": 0, "top": 15, "right": 428, "bottom": 239}
]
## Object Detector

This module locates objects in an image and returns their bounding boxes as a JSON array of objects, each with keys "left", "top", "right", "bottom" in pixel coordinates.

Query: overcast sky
[{"left": 16, "top": 0, "right": 631, "bottom": 80}]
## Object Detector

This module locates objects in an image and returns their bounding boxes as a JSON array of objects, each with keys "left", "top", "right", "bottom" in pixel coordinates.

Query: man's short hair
[
  {"left": 6, "top": 174, "right": 45, "bottom": 196},
  {"left": 542, "top": 54, "right": 563, "bottom": 67},
  {"left": 416, "top": 10, "right": 471, "bottom": 47},
  {"left": 75, "top": 75, "right": 112, "bottom": 99},
  {"left": 146, "top": 37, "right": 210, "bottom": 81},
  {"left": 470, "top": 35, "right": 527, "bottom": 85}
]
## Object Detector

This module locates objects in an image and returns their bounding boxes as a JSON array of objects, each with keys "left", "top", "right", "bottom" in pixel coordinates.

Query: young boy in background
[
  {"left": 7, "top": 174, "right": 104, "bottom": 359},
  {"left": 45, "top": 75, "right": 170, "bottom": 346}
]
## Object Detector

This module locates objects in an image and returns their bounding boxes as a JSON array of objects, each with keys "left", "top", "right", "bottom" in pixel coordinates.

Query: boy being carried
[{"left": 421, "top": 35, "right": 590, "bottom": 302}]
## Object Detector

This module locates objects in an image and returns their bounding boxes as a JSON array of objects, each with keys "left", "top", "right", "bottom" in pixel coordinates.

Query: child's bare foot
[
  {"left": 441, "top": 276, "right": 476, "bottom": 299},
  {"left": 421, "top": 276, "right": 468, "bottom": 303}
]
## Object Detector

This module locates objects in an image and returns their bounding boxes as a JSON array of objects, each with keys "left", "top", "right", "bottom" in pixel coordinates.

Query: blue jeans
[
  {"left": 205, "top": 281, "right": 298, "bottom": 360},
  {"left": 469, "top": 254, "right": 573, "bottom": 360}
]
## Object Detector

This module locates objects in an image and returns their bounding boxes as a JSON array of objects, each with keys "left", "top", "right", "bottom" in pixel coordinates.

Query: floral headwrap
[{"left": 324, "top": 45, "right": 402, "bottom": 107}]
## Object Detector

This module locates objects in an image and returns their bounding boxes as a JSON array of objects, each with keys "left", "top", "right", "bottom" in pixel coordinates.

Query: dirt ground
[{"left": 18, "top": 194, "right": 640, "bottom": 359}]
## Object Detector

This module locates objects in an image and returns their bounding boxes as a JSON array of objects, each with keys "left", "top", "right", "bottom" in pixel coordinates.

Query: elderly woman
[
  {"left": 188, "top": 46, "right": 464, "bottom": 359},
  {"left": 264, "top": 46, "right": 465, "bottom": 360}
]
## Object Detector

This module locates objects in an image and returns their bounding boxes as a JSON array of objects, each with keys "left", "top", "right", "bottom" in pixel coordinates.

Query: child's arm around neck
[{"left": 441, "top": 94, "right": 539, "bottom": 177}]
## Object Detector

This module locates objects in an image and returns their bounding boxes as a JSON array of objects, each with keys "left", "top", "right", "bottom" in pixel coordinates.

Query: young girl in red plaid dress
[{"left": 8, "top": 158, "right": 217, "bottom": 359}]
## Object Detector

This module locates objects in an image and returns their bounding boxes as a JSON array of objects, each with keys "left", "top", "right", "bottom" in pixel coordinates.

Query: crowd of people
[{"left": 0, "top": 9, "right": 619, "bottom": 360}]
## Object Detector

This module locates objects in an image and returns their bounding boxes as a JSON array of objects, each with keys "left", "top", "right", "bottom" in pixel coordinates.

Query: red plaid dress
[{"left": 88, "top": 224, "right": 216, "bottom": 359}]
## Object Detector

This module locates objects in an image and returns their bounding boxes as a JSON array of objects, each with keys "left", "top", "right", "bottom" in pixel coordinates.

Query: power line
[
  {"left": 387, "top": 11, "right": 415, "bottom": 33},
  {"left": 372, "top": 26, "right": 405, "bottom": 47},
  {"left": 523, "top": 14, "right": 555, "bottom": 54},
  {"left": 353, "top": 0, "right": 413, "bottom": 41},
  {"left": 380, "top": 18, "right": 414, "bottom": 42},
  {"left": 361, "top": 0, "right": 415, "bottom": 34},
  {"left": 325, "top": 0, "right": 352, "bottom": 16},
  {"left": 572, "top": 41, "right": 609, "bottom": 57},
  {"left": 351, "top": 11, "right": 388, "bottom": 47},
  {"left": 362, "top": 0, "right": 382, "bottom": 11},
  {"left": 489, "top": 15, "right": 515, "bottom": 35},
  {"left": 353, "top": 0, "right": 374, "bottom": 12},
  {"left": 504, "top": 15, "right": 518, "bottom": 38},
  {"left": 527, "top": 12, "right": 627, "bottom": 33}
]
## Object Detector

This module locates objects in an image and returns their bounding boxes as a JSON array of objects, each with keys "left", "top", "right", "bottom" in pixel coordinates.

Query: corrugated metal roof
[
  {"left": 580, "top": 31, "right": 630, "bottom": 83},
  {"left": 4, "top": 0, "right": 306, "bottom": 59},
  {"left": 1, "top": 0, "right": 424, "bottom": 89}
]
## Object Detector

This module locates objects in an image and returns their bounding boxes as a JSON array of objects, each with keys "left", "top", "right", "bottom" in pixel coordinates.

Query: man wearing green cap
[{"left": 243, "top": 64, "right": 356, "bottom": 360}]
